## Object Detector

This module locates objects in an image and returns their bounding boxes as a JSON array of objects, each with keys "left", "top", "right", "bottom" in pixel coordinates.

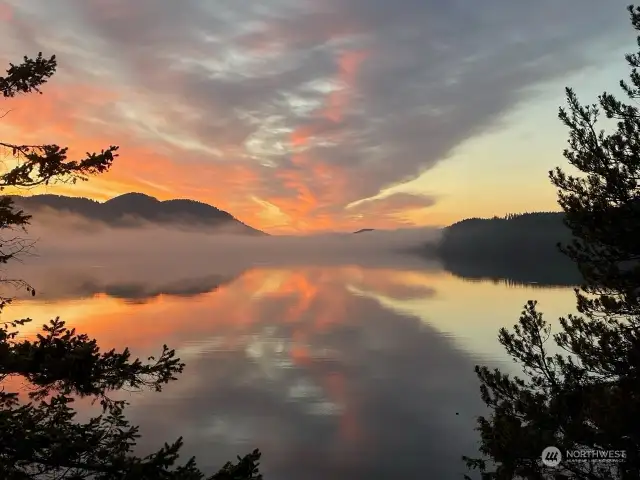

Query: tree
[
  {"left": 0, "top": 53, "right": 262, "bottom": 478},
  {"left": 464, "top": 5, "right": 640, "bottom": 480}
]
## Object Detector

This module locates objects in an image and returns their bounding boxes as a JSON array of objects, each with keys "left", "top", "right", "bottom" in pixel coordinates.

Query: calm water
[{"left": 8, "top": 259, "right": 576, "bottom": 479}]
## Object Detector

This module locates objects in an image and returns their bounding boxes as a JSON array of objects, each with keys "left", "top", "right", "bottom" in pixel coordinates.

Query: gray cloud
[{"left": 0, "top": 0, "right": 631, "bottom": 221}]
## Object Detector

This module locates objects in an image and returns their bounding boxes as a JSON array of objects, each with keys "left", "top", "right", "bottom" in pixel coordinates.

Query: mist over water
[
  {"left": 11, "top": 213, "right": 443, "bottom": 283},
  {"left": 29, "top": 212, "right": 440, "bottom": 255},
  {"left": 2, "top": 216, "right": 576, "bottom": 480}
]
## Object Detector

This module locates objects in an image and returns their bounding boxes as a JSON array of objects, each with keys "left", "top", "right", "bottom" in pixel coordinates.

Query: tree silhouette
[
  {"left": 464, "top": 5, "right": 640, "bottom": 480},
  {"left": 0, "top": 53, "right": 262, "bottom": 478}
]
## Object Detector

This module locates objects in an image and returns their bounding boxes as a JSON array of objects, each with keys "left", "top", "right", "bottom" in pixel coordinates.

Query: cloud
[
  {"left": 348, "top": 192, "right": 438, "bottom": 226},
  {"left": 0, "top": 0, "right": 630, "bottom": 232}
]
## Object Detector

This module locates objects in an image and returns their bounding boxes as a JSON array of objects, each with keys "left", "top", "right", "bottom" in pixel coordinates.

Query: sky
[{"left": 0, "top": 0, "right": 634, "bottom": 234}]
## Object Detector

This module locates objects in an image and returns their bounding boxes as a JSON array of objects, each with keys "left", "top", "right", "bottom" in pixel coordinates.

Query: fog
[
  {"left": 2, "top": 211, "right": 443, "bottom": 300},
  {"left": 19, "top": 212, "right": 441, "bottom": 264}
]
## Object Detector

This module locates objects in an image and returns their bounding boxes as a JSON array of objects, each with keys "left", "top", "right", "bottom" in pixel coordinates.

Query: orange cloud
[
  {"left": 322, "top": 50, "right": 369, "bottom": 123},
  {"left": 290, "top": 126, "right": 315, "bottom": 148},
  {"left": 0, "top": 1, "right": 12, "bottom": 22},
  {"left": 0, "top": 81, "right": 120, "bottom": 144},
  {"left": 343, "top": 192, "right": 438, "bottom": 229},
  {"left": 0, "top": 44, "right": 434, "bottom": 235},
  {"left": 265, "top": 49, "right": 373, "bottom": 233}
]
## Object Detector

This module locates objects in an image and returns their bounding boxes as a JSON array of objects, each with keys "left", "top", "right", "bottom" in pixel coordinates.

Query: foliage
[
  {"left": 438, "top": 212, "right": 579, "bottom": 286},
  {"left": 464, "top": 5, "right": 640, "bottom": 480},
  {"left": 0, "top": 53, "right": 262, "bottom": 478}
]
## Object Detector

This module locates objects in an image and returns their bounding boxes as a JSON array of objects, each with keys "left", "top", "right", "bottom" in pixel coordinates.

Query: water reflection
[{"left": 7, "top": 265, "right": 576, "bottom": 479}]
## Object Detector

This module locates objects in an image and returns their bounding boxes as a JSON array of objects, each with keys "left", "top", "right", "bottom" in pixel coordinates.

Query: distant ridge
[
  {"left": 353, "top": 228, "right": 375, "bottom": 234},
  {"left": 10, "top": 193, "right": 267, "bottom": 235},
  {"left": 437, "top": 211, "right": 571, "bottom": 259},
  {"left": 432, "top": 211, "right": 581, "bottom": 284}
]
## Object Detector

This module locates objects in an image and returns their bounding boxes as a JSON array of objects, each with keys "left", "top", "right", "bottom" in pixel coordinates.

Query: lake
[{"left": 6, "top": 248, "right": 577, "bottom": 480}]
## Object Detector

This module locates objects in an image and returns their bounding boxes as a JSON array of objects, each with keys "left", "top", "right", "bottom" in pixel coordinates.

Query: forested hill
[
  {"left": 436, "top": 212, "right": 582, "bottom": 284},
  {"left": 10, "top": 193, "right": 266, "bottom": 235},
  {"left": 441, "top": 212, "right": 572, "bottom": 252}
]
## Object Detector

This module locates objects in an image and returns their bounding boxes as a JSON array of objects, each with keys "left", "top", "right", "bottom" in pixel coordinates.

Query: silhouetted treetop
[{"left": 464, "top": 5, "right": 640, "bottom": 478}]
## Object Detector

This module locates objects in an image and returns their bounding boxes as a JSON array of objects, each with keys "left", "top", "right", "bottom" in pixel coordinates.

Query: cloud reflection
[
  {"left": 8, "top": 265, "right": 486, "bottom": 479},
  {"left": 6, "top": 260, "right": 577, "bottom": 479}
]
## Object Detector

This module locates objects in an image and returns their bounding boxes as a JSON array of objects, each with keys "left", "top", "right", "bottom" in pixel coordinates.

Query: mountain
[
  {"left": 10, "top": 193, "right": 266, "bottom": 235},
  {"left": 353, "top": 228, "right": 375, "bottom": 234}
]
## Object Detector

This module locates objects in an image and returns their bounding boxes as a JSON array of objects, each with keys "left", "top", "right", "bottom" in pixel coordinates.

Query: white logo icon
[{"left": 541, "top": 446, "right": 562, "bottom": 467}]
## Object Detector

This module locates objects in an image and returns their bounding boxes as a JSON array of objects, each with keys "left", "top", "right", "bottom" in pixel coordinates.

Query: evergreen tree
[
  {"left": 464, "top": 5, "right": 640, "bottom": 479},
  {"left": 0, "top": 53, "right": 262, "bottom": 479}
]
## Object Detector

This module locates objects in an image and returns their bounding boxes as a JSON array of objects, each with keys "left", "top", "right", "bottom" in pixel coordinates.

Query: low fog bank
[{"left": 5, "top": 212, "right": 443, "bottom": 282}]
